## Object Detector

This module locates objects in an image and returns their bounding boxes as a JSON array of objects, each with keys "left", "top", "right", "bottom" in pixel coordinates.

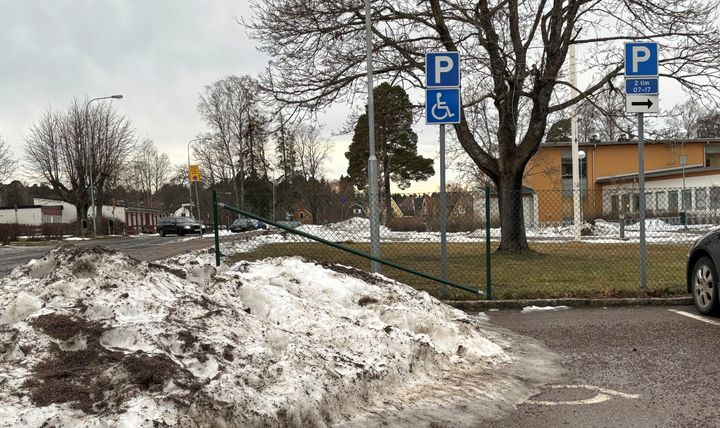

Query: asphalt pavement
[
  {"left": 486, "top": 305, "right": 720, "bottom": 427},
  {"left": 0, "top": 233, "right": 230, "bottom": 276}
]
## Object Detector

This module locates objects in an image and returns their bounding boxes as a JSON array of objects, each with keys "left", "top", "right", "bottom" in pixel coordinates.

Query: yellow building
[{"left": 524, "top": 139, "right": 720, "bottom": 223}]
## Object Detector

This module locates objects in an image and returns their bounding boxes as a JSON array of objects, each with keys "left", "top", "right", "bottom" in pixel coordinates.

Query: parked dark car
[
  {"left": 157, "top": 217, "right": 203, "bottom": 237},
  {"left": 230, "top": 218, "right": 267, "bottom": 233},
  {"left": 687, "top": 230, "right": 720, "bottom": 315}
]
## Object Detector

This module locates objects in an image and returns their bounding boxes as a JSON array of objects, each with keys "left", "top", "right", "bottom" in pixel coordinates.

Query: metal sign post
[
  {"left": 438, "top": 128, "right": 448, "bottom": 294},
  {"left": 426, "top": 52, "right": 461, "bottom": 298},
  {"left": 638, "top": 113, "right": 647, "bottom": 289},
  {"left": 625, "top": 41, "right": 658, "bottom": 290}
]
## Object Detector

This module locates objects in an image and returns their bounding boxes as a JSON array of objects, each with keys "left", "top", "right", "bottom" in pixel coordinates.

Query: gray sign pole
[
  {"left": 638, "top": 112, "right": 647, "bottom": 289},
  {"left": 364, "top": 0, "right": 381, "bottom": 273},
  {"left": 439, "top": 124, "right": 448, "bottom": 297}
]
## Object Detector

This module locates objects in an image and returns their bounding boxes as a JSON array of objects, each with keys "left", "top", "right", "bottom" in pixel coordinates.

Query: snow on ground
[
  {"left": 521, "top": 306, "right": 571, "bottom": 313},
  {"left": 0, "top": 245, "right": 561, "bottom": 427},
  {"left": 217, "top": 217, "right": 712, "bottom": 256}
]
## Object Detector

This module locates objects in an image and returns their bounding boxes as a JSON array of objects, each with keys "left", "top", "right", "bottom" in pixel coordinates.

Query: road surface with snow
[{"left": 486, "top": 306, "right": 720, "bottom": 427}]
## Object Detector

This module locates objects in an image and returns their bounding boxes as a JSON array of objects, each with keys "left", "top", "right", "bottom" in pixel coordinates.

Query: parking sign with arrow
[{"left": 625, "top": 95, "right": 659, "bottom": 113}]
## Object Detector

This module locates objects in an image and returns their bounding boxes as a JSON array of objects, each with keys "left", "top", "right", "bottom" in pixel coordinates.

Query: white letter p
[
  {"left": 632, "top": 46, "right": 651, "bottom": 73},
  {"left": 435, "top": 56, "right": 454, "bottom": 84}
]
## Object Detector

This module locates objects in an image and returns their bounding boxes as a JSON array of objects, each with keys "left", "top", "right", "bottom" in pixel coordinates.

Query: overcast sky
[
  {"left": 0, "top": 1, "right": 689, "bottom": 192},
  {"left": 0, "top": 0, "right": 446, "bottom": 192}
]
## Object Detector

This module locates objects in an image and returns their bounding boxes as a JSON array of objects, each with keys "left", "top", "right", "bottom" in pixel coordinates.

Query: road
[
  {"left": 486, "top": 305, "right": 720, "bottom": 427},
  {"left": 0, "top": 232, "right": 260, "bottom": 276}
]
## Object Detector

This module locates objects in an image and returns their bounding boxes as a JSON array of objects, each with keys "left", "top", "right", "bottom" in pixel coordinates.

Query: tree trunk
[
  {"left": 76, "top": 204, "right": 86, "bottom": 236},
  {"left": 496, "top": 168, "right": 529, "bottom": 252}
]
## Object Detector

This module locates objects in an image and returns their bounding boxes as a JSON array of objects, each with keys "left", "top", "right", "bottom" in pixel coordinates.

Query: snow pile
[{"left": 0, "top": 246, "right": 560, "bottom": 427}]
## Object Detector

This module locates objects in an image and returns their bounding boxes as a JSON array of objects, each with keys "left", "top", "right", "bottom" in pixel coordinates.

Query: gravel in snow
[{"left": 0, "top": 245, "right": 561, "bottom": 427}]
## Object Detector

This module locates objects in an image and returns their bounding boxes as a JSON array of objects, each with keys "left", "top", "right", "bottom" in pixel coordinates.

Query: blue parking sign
[
  {"left": 426, "top": 52, "right": 461, "bottom": 87},
  {"left": 426, "top": 88, "right": 461, "bottom": 124},
  {"left": 625, "top": 42, "right": 658, "bottom": 77}
]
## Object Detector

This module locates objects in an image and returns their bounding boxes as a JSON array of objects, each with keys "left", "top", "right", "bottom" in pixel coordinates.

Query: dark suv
[{"left": 157, "top": 217, "right": 202, "bottom": 237}]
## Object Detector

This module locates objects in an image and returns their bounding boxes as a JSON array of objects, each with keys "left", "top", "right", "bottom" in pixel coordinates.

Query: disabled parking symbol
[{"left": 426, "top": 88, "right": 461, "bottom": 124}]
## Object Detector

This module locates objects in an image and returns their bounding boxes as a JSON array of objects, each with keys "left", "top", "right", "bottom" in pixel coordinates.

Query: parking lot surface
[{"left": 486, "top": 305, "right": 720, "bottom": 427}]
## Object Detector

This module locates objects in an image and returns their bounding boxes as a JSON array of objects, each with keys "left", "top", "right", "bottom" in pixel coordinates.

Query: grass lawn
[{"left": 226, "top": 241, "right": 690, "bottom": 300}]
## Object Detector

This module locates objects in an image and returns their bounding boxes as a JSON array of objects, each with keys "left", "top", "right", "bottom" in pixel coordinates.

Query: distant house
[
  {"left": 293, "top": 207, "right": 313, "bottom": 224},
  {"left": 0, "top": 204, "right": 64, "bottom": 226},
  {"left": 125, "top": 206, "right": 171, "bottom": 234},
  {"left": 345, "top": 203, "right": 366, "bottom": 218},
  {"left": 31, "top": 197, "right": 171, "bottom": 234},
  {"left": 391, "top": 195, "right": 424, "bottom": 217}
]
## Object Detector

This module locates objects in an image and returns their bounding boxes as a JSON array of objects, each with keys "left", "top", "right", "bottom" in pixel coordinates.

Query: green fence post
[
  {"left": 485, "top": 184, "right": 492, "bottom": 300},
  {"left": 212, "top": 190, "right": 221, "bottom": 267}
]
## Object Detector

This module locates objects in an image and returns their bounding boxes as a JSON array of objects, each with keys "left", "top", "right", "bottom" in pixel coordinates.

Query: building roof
[
  {"left": 541, "top": 138, "right": 720, "bottom": 148},
  {"left": 596, "top": 165, "right": 720, "bottom": 184},
  {"left": 0, "top": 204, "right": 62, "bottom": 210}
]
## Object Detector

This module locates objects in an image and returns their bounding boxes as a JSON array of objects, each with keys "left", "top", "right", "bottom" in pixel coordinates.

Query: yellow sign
[{"left": 189, "top": 164, "right": 201, "bottom": 182}]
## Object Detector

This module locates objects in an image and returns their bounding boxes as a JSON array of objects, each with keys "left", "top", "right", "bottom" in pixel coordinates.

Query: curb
[{"left": 444, "top": 296, "right": 693, "bottom": 311}]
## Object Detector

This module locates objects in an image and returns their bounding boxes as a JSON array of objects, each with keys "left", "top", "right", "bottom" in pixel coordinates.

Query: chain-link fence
[{"left": 213, "top": 186, "right": 709, "bottom": 300}]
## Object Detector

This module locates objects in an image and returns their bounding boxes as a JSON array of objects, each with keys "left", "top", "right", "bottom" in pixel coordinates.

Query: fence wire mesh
[{"left": 215, "top": 186, "right": 708, "bottom": 300}]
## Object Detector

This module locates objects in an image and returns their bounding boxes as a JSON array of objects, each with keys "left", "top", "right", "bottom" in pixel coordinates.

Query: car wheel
[
  {"left": 159, "top": 230, "right": 165, "bottom": 237},
  {"left": 692, "top": 256, "right": 720, "bottom": 315},
  {"left": 178, "top": 228, "right": 185, "bottom": 236}
]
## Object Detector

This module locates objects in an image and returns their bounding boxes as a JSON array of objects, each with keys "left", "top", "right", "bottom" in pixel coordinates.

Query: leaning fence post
[
  {"left": 485, "top": 184, "right": 492, "bottom": 300},
  {"left": 212, "top": 190, "right": 221, "bottom": 267}
]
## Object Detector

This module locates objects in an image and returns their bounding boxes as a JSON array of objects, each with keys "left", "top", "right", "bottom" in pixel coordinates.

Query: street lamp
[{"left": 86, "top": 94, "right": 123, "bottom": 238}]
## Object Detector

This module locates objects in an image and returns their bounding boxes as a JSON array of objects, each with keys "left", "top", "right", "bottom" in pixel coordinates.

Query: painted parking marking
[
  {"left": 668, "top": 309, "right": 720, "bottom": 327},
  {"left": 526, "top": 384, "right": 640, "bottom": 406}
]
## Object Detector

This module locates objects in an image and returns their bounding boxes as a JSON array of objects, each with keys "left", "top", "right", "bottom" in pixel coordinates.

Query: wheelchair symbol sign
[{"left": 426, "top": 88, "right": 461, "bottom": 124}]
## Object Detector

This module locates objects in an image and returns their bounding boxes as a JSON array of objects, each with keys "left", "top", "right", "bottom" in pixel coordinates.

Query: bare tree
[
  {"left": 25, "top": 99, "right": 136, "bottom": 234},
  {"left": 294, "top": 123, "right": 331, "bottom": 223},
  {"left": 127, "top": 138, "right": 171, "bottom": 205},
  {"left": 198, "top": 75, "right": 271, "bottom": 209},
  {"left": 247, "top": 0, "right": 720, "bottom": 251},
  {"left": 295, "top": 124, "right": 331, "bottom": 182},
  {"left": 0, "top": 135, "right": 16, "bottom": 184}
]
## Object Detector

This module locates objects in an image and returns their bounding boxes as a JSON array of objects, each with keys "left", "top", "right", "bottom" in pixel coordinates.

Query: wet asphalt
[
  {"left": 486, "top": 305, "right": 720, "bottom": 427},
  {"left": 0, "top": 234, "right": 224, "bottom": 276}
]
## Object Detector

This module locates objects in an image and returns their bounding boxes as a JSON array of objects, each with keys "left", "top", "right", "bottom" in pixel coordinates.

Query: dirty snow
[
  {"left": 0, "top": 245, "right": 561, "bottom": 427},
  {"left": 521, "top": 306, "right": 571, "bottom": 313}
]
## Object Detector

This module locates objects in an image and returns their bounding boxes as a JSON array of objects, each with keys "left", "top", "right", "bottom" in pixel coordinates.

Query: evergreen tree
[
  {"left": 346, "top": 83, "right": 434, "bottom": 222},
  {"left": 546, "top": 118, "right": 571, "bottom": 143}
]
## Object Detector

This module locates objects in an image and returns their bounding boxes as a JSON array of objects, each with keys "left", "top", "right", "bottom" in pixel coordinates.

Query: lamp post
[{"left": 86, "top": 94, "right": 123, "bottom": 238}]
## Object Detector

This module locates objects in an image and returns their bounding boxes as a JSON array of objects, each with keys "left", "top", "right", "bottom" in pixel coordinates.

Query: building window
[
  {"left": 611, "top": 195, "right": 619, "bottom": 213},
  {"left": 561, "top": 151, "right": 587, "bottom": 197},
  {"left": 645, "top": 193, "right": 654, "bottom": 212},
  {"left": 705, "top": 146, "right": 720, "bottom": 167},
  {"left": 682, "top": 189, "right": 692, "bottom": 211},
  {"left": 632, "top": 194, "right": 640, "bottom": 212},
  {"left": 711, "top": 187, "right": 720, "bottom": 209},
  {"left": 668, "top": 190, "right": 679, "bottom": 212},
  {"left": 621, "top": 194, "right": 630, "bottom": 212},
  {"left": 696, "top": 188, "right": 708, "bottom": 210},
  {"left": 41, "top": 215, "right": 62, "bottom": 224},
  {"left": 656, "top": 191, "right": 666, "bottom": 211}
]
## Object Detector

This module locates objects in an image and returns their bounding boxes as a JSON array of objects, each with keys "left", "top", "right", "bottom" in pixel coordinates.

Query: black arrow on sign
[{"left": 631, "top": 98, "right": 653, "bottom": 108}]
